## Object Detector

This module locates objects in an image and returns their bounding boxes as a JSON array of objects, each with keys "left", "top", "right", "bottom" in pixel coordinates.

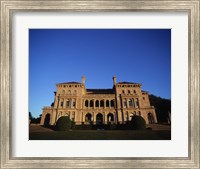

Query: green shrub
[
  {"left": 107, "top": 123, "right": 116, "bottom": 130},
  {"left": 71, "top": 121, "right": 76, "bottom": 129},
  {"left": 56, "top": 116, "right": 71, "bottom": 131},
  {"left": 131, "top": 115, "right": 146, "bottom": 130}
]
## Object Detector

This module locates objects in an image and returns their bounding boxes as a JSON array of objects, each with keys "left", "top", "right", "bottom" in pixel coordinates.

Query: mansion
[{"left": 40, "top": 76, "right": 157, "bottom": 126}]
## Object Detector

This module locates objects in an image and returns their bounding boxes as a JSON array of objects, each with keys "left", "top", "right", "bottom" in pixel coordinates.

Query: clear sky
[{"left": 29, "top": 29, "right": 171, "bottom": 118}]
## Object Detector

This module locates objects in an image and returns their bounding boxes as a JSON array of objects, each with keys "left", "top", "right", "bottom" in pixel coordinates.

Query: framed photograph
[{"left": 0, "top": 0, "right": 199, "bottom": 168}]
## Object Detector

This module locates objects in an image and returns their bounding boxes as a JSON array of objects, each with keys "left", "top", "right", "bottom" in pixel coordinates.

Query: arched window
[
  {"left": 85, "top": 100, "right": 88, "bottom": 107},
  {"left": 122, "top": 90, "right": 125, "bottom": 94},
  {"left": 107, "top": 113, "right": 114, "bottom": 123},
  {"left": 100, "top": 100, "right": 104, "bottom": 107},
  {"left": 96, "top": 113, "right": 103, "bottom": 125},
  {"left": 68, "top": 90, "right": 71, "bottom": 94},
  {"left": 111, "top": 100, "right": 114, "bottom": 107},
  {"left": 85, "top": 113, "right": 92, "bottom": 123},
  {"left": 95, "top": 100, "right": 99, "bottom": 107},
  {"left": 90, "top": 100, "right": 94, "bottom": 107},
  {"left": 128, "top": 90, "right": 130, "bottom": 94},
  {"left": 106, "top": 100, "right": 109, "bottom": 107}
]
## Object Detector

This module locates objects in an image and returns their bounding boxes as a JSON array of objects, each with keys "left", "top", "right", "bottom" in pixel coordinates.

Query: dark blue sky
[{"left": 29, "top": 29, "right": 171, "bottom": 118}]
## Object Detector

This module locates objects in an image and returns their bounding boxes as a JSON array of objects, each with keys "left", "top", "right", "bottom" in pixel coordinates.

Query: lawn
[{"left": 29, "top": 125, "right": 171, "bottom": 140}]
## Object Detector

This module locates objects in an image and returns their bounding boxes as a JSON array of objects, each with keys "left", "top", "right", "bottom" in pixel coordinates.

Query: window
[
  {"left": 73, "top": 100, "right": 76, "bottom": 108},
  {"left": 68, "top": 90, "right": 71, "bottom": 94},
  {"left": 85, "top": 100, "right": 88, "bottom": 107},
  {"left": 111, "top": 100, "right": 114, "bottom": 107},
  {"left": 95, "top": 100, "right": 99, "bottom": 107},
  {"left": 62, "top": 90, "right": 65, "bottom": 93},
  {"left": 143, "top": 97, "right": 145, "bottom": 100},
  {"left": 90, "top": 100, "right": 94, "bottom": 107},
  {"left": 128, "top": 99, "right": 133, "bottom": 106},
  {"left": 135, "top": 98, "right": 139, "bottom": 107},
  {"left": 66, "top": 100, "right": 70, "bottom": 108},
  {"left": 60, "top": 101, "right": 63, "bottom": 107},
  {"left": 106, "top": 100, "right": 109, "bottom": 107},
  {"left": 124, "top": 100, "right": 127, "bottom": 108},
  {"left": 122, "top": 90, "right": 125, "bottom": 94},
  {"left": 133, "top": 90, "right": 136, "bottom": 94},
  {"left": 128, "top": 90, "right": 131, "bottom": 94},
  {"left": 85, "top": 113, "right": 92, "bottom": 123},
  {"left": 100, "top": 100, "right": 104, "bottom": 107}
]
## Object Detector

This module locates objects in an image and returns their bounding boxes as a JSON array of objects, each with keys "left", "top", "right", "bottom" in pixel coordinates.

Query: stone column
[
  {"left": 70, "top": 98, "right": 73, "bottom": 109},
  {"left": 127, "top": 99, "right": 129, "bottom": 108},
  {"left": 105, "top": 113, "right": 107, "bottom": 124},
  {"left": 93, "top": 112, "right": 96, "bottom": 124},
  {"left": 63, "top": 99, "right": 66, "bottom": 108},
  {"left": 104, "top": 112, "right": 106, "bottom": 124},
  {"left": 132, "top": 98, "right": 135, "bottom": 108},
  {"left": 117, "top": 110, "right": 123, "bottom": 124}
]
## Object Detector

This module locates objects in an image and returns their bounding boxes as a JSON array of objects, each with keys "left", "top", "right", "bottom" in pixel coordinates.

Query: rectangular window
[
  {"left": 135, "top": 98, "right": 139, "bottom": 108},
  {"left": 66, "top": 100, "right": 70, "bottom": 108},
  {"left": 124, "top": 101, "right": 127, "bottom": 108},
  {"left": 129, "top": 100, "right": 133, "bottom": 107},
  {"left": 73, "top": 100, "right": 76, "bottom": 108},
  {"left": 60, "top": 101, "right": 63, "bottom": 107}
]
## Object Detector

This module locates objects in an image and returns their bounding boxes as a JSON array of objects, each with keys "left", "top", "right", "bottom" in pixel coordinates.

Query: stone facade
[{"left": 40, "top": 76, "right": 157, "bottom": 126}]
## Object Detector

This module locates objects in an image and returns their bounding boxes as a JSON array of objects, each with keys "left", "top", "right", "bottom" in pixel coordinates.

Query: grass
[{"left": 29, "top": 128, "right": 171, "bottom": 140}]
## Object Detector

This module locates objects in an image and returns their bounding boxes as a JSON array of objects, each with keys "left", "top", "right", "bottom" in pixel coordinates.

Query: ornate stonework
[{"left": 40, "top": 76, "right": 157, "bottom": 125}]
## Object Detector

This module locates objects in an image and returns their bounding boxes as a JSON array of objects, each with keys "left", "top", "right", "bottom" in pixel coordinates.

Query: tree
[
  {"left": 149, "top": 94, "right": 171, "bottom": 123},
  {"left": 56, "top": 116, "right": 71, "bottom": 131},
  {"left": 29, "top": 112, "right": 33, "bottom": 120},
  {"left": 131, "top": 115, "right": 146, "bottom": 130}
]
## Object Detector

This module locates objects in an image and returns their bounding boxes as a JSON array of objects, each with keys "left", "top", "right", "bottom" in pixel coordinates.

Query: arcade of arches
[{"left": 40, "top": 76, "right": 157, "bottom": 125}]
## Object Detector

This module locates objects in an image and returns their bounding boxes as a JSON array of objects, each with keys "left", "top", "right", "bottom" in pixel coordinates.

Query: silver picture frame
[{"left": 0, "top": 0, "right": 199, "bottom": 168}]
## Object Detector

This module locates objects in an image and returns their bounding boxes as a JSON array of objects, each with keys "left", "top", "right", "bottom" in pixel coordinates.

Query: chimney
[
  {"left": 82, "top": 76, "right": 86, "bottom": 85},
  {"left": 113, "top": 76, "right": 116, "bottom": 86}
]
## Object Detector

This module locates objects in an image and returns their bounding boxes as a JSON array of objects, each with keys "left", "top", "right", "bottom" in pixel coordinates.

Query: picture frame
[{"left": 0, "top": 0, "right": 199, "bottom": 168}]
